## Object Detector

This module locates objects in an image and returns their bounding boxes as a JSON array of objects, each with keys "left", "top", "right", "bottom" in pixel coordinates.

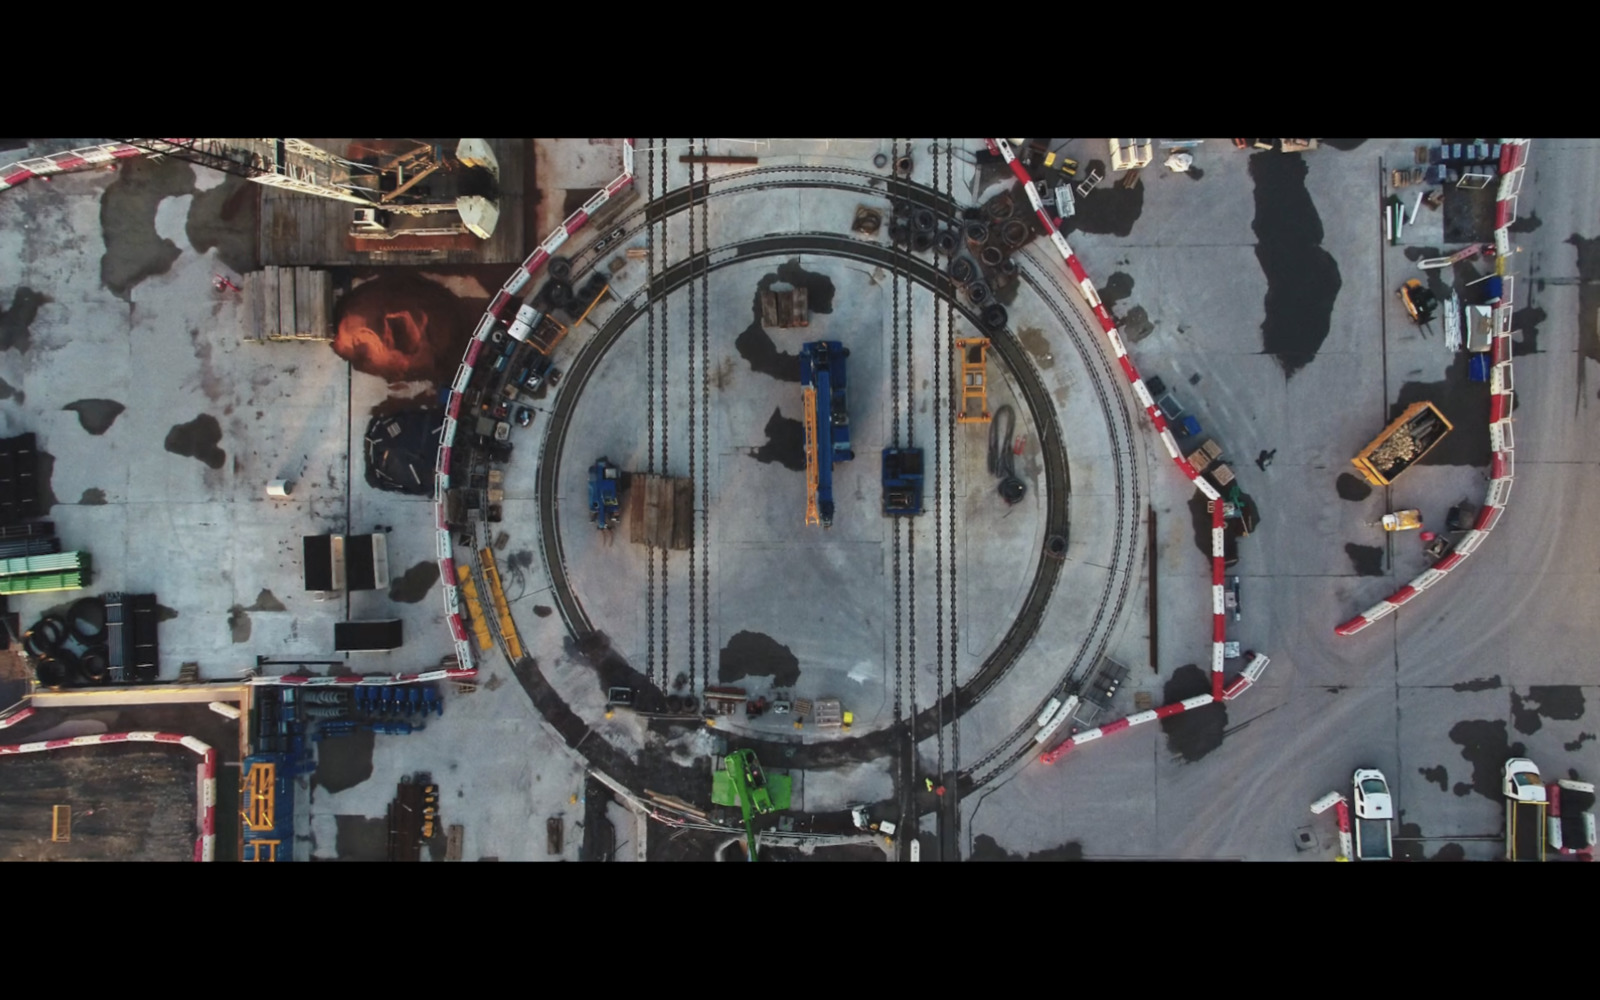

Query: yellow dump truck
[{"left": 1351, "top": 401, "right": 1454, "bottom": 486}]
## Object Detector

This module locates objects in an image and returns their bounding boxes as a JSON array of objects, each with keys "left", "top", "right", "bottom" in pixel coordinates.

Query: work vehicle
[
  {"left": 515, "top": 406, "right": 532, "bottom": 428},
  {"left": 588, "top": 458, "right": 621, "bottom": 530},
  {"left": 881, "top": 447, "right": 924, "bottom": 516},
  {"left": 800, "top": 341, "right": 854, "bottom": 527},
  {"left": 1548, "top": 777, "right": 1597, "bottom": 859},
  {"left": 1381, "top": 509, "right": 1422, "bottom": 531},
  {"left": 1352, "top": 768, "right": 1394, "bottom": 861},
  {"left": 1504, "top": 757, "right": 1547, "bottom": 862},
  {"left": 726, "top": 749, "right": 775, "bottom": 862},
  {"left": 1351, "top": 401, "right": 1454, "bottom": 486},
  {"left": 1399, "top": 279, "right": 1438, "bottom": 325}
]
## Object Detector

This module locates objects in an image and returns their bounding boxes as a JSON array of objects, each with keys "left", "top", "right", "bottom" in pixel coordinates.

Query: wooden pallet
[{"left": 445, "top": 824, "right": 464, "bottom": 861}]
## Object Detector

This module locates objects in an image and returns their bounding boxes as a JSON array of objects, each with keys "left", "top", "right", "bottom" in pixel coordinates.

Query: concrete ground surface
[{"left": 5, "top": 138, "right": 1595, "bottom": 861}]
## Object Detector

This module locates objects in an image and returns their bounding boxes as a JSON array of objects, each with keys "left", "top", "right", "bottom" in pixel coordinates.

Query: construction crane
[
  {"left": 114, "top": 138, "right": 500, "bottom": 238},
  {"left": 799, "top": 341, "right": 854, "bottom": 527}
]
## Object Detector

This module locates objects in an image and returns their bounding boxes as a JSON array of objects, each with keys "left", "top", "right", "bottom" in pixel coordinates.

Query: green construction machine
[{"left": 711, "top": 749, "right": 792, "bottom": 862}]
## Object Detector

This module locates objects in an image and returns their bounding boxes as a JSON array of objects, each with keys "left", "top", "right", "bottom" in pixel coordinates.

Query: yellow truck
[{"left": 1351, "top": 401, "right": 1454, "bottom": 487}]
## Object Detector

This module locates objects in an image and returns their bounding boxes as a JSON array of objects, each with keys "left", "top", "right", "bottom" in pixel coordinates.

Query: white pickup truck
[
  {"left": 1504, "top": 757, "right": 1548, "bottom": 862},
  {"left": 1352, "top": 768, "right": 1394, "bottom": 861}
]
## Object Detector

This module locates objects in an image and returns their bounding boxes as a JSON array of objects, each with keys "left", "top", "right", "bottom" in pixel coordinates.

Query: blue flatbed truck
[{"left": 800, "top": 341, "right": 854, "bottom": 526}]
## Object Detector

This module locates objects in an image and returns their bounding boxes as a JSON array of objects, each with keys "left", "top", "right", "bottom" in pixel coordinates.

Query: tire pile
[{"left": 23, "top": 596, "right": 115, "bottom": 688}]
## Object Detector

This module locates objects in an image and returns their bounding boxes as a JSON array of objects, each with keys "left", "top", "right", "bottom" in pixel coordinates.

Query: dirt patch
[
  {"left": 332, "top": 814, "right": 387, "bottom": 861},
  {"left": 155, "top": 603, "right": 180, "bottom": 622},
  {"left": 1118, "top": 305, "right": 1154, "bottom": 343},
  {"left": 1344, "top": 543, "right": 1384, "bottom": 577},
  {"left": 730, "top": 259, "right": 835, "bottom": 384},
  {"left": 62, "top": 399, "right": 126, "bottom": 435},
  {"left": 1565, "top": 733, "right": 1595, "bottom": 752},
  {"left": 388, "top": 560, "right": 440, "bottom": 604},
  {"left": 164, "top": 414, "right": 226, "bottom": 469},
  {"left": 749, "top": 407, "right": 806, "bottom": 472},
  {"left": 1510, "top": 685, "right": 1585, "bottom": 735},
  {"left": 1015, "top": 326, "right": 1054, "bottom": 369},
  {"left": 1249, "top": 152, "right": 1342, "bottom": 378},
  {"left": 315, "top": 727, "right": 377, "bottom": 795},
  {"left": 1419, "top": 765, "right": 1448, "bottom": 792},
  {"left": 970, "top": 833, "right": 1084, "bottom": 862},
  {"left": 1160, "top": 663, "right": 1227, "bottom": 762},
  {"left": 0, "top": 376, "right": 23, "bottom": 403},
  {"left": 332, "top": 273, "right": 469, "bottom": 384},
  {"left": 1568, "top": 235, "right": 1600, "bottom": 402},
  {"left": 1335, "top": 473, "right": 1372, "bottom": 501},
  {"left": 226, "top": 605, "right": 251, "bottom": 644},
  {"left": 78, "top": 488, "right": 107, "bottom": 505},
  {"left": 533, "top": 605, "right": 553, "bottom": 618},
  {"left": 1430, "top": 842, "right": 1467, "bottom": 861},
  {"left": 1452, "top": 675, "right": 1501, "bottom": 693},
  {"left": 1448, "top": 718, "right": 1525, "bottom": 801},
  {"left": 0, "top": 287, "right": 50, "bottom": 353},
  {"left": 246, "top": 588, "right": 286, "bottom": 612},
  {"left": 1062, "top": 167, "right": 1143, "bottom": 238},
  {"left": 1389, "top": 353, "right": 1490, "bottom": 468},
  {"left": 566, "top": 631, "right": 658, "bottom": 710},
  {"left": 99, "top": 156, "right": 196, "bottom": 300},
  {"left": 1507, "top": 211, "right": 1541, "bottom": 234},
  {"left": 718, "top": 630, "right": 801, "bottom": 686}
]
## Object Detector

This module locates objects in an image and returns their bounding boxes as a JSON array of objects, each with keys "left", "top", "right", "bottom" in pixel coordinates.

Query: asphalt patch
[
  {"left": 1254, "top": 449, "right": 1276, "bottom": 471},
  {"left": 1185, "top": 166, "right": 1204, "bottom": 181},
  {"left": 533, "top": 605, "right": 553, "bottom": 618},
  {"left": 1344, "top": 543, "right": 1385, "bottom": 577},
  {"left": 1101, "top": 272, "right": 1134, "bottom": 308},
  {"left": 0, "top": 376, "right": 23, "bottom": 403},
  {"left": 1510, "top": 685, "right": 1585, "bottom": 735},
  {"left": 1447, "top": 718, "right": 1524, "bottom": 801},
  {"left": 227, "top": 605, "right": 251, "bottom": 644},
  {"left": 246, "top": 588, "right": 286, "bottom": 612},
  {"left": 1335, "top": 473, "right": 1372, "bottom": 501},
  {"left": 1508, "top": 211, "right": 1541, "bottom": 234},
  {"left": 970, "top": 834, "right": 1084, "bottom": 861},
  {"left": 1249, "top": 152, "right": 1342, "bottom": 378},
  {"left": 78, "top": 488, "right": 106, "bottom": 505},
  {"left": 1571, "top": 235, "right": 1600, "bottom": 401},
  {"left": 1015, "top": 326, "right": 1054, "bottom": 369},
  {"left": 317, "top": 729, "right": 377, "bottom": 794},
  {"left": 331, "top": 815, "right": 387, "bottom": 861},
  {"left": 1565, "top": 733, "right": 1596, "bottom": 753},
  {"left": 1452, "top": 675, "right": 1502, "bottom": 693},
  {"left": 749, "top": 406, "right": 806, "bottom": 472},
  {"left": 1118, "top": 305, "right": 1154, "bottom": 343},
  {"left": 1419, "top": 765, "right": 1448, "bottom": 792},
  {"left": 1389, "top": 353, "right": 1490, "bottom": 467},
  {"left": 1160, "top": 663, "right": 1227, "bottom": 763},
  {"left": 1395, "top": 821, "right": 1425, "bottom": 861},
  {"left": 0, "top": 287, "right": 49, "bottom": 352},
  {"left": 1430, "top": 842, "right": 1467, "bottom": 861},
  {"left": 1510, "top": 306, "right": 1544, "bottom": 356},
  {"left": 718, "top": 630, "right": 801, "bottom": 686},
  {"left": 1061, "top": 168, "right": 1143, "bottom": 238},
  {"left": 62, "top": 399, "right": 126, "bottom": 435},
  {"left": 388, "top": 560, "right": 441, "bottom": 604},
  {"left": 186, "top": 173, "right": 259, "bottom": 274},
  {"left": 99, "top": 156, "right": 195, "bottom": 300},
  {"left": 164, "top": 414, "right": 226, "bottom": 469}
]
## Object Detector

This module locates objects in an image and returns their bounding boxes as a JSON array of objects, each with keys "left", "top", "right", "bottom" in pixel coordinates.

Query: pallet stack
[{"left": 247, "top": 266, "right": 333, "bottom": 341}]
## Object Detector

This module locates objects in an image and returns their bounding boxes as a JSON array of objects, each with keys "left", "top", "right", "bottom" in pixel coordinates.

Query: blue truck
[{"left": 589, "top": 457, "right": 621, "bottom": 530}]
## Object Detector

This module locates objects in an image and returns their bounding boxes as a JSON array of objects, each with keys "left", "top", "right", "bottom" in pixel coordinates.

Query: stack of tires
[{"left": 24, "top": 597, "right": 111, "bottom": 688}]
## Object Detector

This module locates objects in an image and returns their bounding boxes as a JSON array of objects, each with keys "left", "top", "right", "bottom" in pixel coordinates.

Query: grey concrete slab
[{"left": 1394, "top": 685, "right": 1516, "bottom": 840}]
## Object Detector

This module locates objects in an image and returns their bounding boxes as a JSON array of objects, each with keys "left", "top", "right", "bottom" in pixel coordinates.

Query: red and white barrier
[
  {"left": 1336, "top": 139, "right": 1528, "bottom": 636},
  {"left": 986, "top": 138, "right": 1270, "bottom": 759},
  {"left": 1309, "top": 790, "right": 1353, "bottom": 861},
  {"left": 432, "top": 139, "right": 636, "bottom": 671},
  {"left": 1549, "top": 779, "right": 1596, "bottom": 860},
  {"left": 0, "top": 706, "right": 35, "bottom": 730},
  {"left": 0, "top": 730, "right": 215, "bottom": 861},
  {"left": 1040, "top": 693, "right": 1216, "bottom": 764},
  {"left": 0, "top": 142, "right": 142, "bottom": 192}
]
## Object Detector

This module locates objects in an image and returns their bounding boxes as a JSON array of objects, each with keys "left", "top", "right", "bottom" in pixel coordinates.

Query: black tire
[
  {"left": 1000, "top": 256, "right": 1019, "bottom": 277},
  {"left": 895, "top": 156, "right": 913, "bottom": 177},
  {"left": 935, "top": 230, "right": 959, "bottom": 256},
  {"left": 34, "top": 656, "right": 66, "bottom": 688},
  {"left": 985, "top": 196, "right": 1014, "bottom": 221},
  {"left": 1002, "top": 219, "right": 1029, "bottom": 248},
  {"left": 964, "top": 221, "right": 989, "bottom": 246},
  {"left": 982, "top": 304, "right": 1009, "bottom": 332},
  {"left": 23, "top": 616, "right": 66, "bottom": 658},
  {"left": 681, "top": 696, "right": 698, "bottom": 714},
  {"left": 53, "top": 648, "right": 86, "bottom": 688},
  {"left": 892, "top": 200, "right": 912, "bottom": 220},
  {"left": 949, "top": 257, "right": 975, "bottom": 285},
  {"left": 69, "top": 597, "right": 106, "bottom": 642},
  {"left": 1045, "top": 535, "right": 1068, "bottom": 560},
  {"left": 889, "top": 221, "right": 911, "bottom": 249},
  {"left": 548, "top": 257, "right": 572, "bottom": 281},
  {"left": 999, "top": 477, "right": 1027, "bottom": 505},
  {"left": 665, "top": 695, "right": 683, "bottom": 713},
  {"left": 911, "top": 230, "right": 934, "bottom": 253},
  {"left": 873, "top": 153, "right": 889, "bottom": 169},
  {"left": 80, "top": 647, "right": 110, "bottom": 685},
  {"left": 968, "top": 281, "right": 990, "bottom": 305},
  {"left": 546, "top": 280, "right": 572, "bottom": 308},
  {"left": 980, "top": 246, "right": 1003, "bottom": 268},
  {"left": 912, "top": 208, "right": 936, "bottom": 233}
]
